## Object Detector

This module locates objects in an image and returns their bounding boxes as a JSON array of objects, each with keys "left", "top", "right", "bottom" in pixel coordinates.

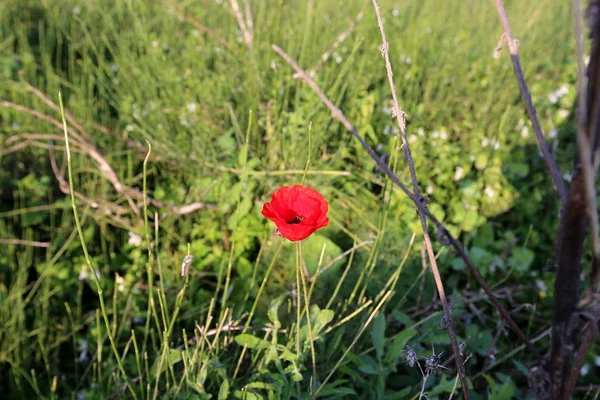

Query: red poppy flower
[{"left": 262, "top": 185, "right": 329, "bottom": 241}]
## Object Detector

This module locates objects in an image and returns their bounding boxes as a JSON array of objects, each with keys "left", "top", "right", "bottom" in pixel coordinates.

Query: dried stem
[
  {"left": 565, "top": 304, "right": 600, "bottom": 399},
  {"left": 492, "top": 0, "right": 568, "bottom": 205},
  {"left": 368, "top": 3, "right": 470, "bottom": 393},
  {"left": 230, "top": 0, "right": 253, "bottom": 49}
]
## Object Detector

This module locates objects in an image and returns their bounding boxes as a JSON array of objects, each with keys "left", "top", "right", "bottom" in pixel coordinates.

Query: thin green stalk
[
  {"left": 233, "top": 241, "right": 284, "bottom": 379},
  {"left": 142, "top": 141, "right": 161, "bottom": 356},
  {"left": 315, "top": 290, "right": 393, "bottom": 397},
  {"left": 297, "top": 241, "right": 317, "bottom": 398},
  {"left": 58, "top": 92, "right": 138, "bottom": 400}
]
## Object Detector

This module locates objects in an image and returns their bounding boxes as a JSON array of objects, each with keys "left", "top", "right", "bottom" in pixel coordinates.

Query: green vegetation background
[{"left": 0, "top": 0, "right": 595, "bottom": 398}]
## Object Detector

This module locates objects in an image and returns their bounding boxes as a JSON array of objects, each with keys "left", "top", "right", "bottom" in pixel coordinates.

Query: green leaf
[
  {"left": 510, "top": 247, "right": 535, "bottom": 272},
  {"left": 218, "top": 380, "right": 229, "bottom": 400},
  {"left": 371, "top": 313, "right": 386, "bottom": 361},
  {"left": 235, "top": 334, "right": 270, "bottom": 350}
]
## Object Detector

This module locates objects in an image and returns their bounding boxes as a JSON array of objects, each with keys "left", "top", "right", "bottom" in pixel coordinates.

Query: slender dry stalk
[
  {"left": 492, "top": 0, "right": 568, "bottom": 205},
  {"left": 0, "top": 239, "right": 51, "bottom": 248},
  {"left": 370, "top": 0, "right": 468, "bottom": 395},
  {"left": 230, "top": 0, "right": 253, "bottom": 49}
]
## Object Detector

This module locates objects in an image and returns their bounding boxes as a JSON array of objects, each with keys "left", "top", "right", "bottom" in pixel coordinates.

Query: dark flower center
[{"left": 286, "top": 216, "right": 304, "bottom": 224}]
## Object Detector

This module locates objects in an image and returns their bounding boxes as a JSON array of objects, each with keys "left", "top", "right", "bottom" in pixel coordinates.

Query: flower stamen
[{"left": 287, "top": 216, "right": 304, "bottom": 224}]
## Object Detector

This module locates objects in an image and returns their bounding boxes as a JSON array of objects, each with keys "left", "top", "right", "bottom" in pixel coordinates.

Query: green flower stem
[{"left": 58, "top": 92, "right": 138, "bottom": 400}]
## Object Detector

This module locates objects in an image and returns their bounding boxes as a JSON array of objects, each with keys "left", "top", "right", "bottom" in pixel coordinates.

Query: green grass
[{"left": 0, "top": 0, "right": 595, "bottom": 399}]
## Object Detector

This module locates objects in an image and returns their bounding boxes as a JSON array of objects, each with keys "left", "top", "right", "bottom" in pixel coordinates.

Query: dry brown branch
[
  {"left": 230, "top": 0, "right": 253, "bottom": 49},
  {"left": 271, "top": 42, "right": 534, "bottom": 391},
  {"left": 565, "top": 304, "right": 600, "bottom": 399},
  {"left": 492, "top": 0, "right": 568, "bottom": 205},
  {"left": 546, "top": 0, "right": 600, "bottom": 397},
  {"left": 0, "top": 239, "right": 51, "bottom": 248}
]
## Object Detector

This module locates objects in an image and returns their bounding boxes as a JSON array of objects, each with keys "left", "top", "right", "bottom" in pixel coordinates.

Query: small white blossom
[
  {"left": 521, "top": 126, "right": 529, "bottom": 139},
  {"left": 152, "top": 40, "right": 160, "bottom": 48},
  {"left": 548, "top": 84, "right": 569, "bottom": 104},
  {"left": 78, "top": 340, "right": 89, "bottom": 362},
  {"left": 417, "top": 127, "right": 425, "bottom": 136},
  {"left": 409, "top": 134, "right": 417, "bottom": 143},
  {"left": 485, "top": 186, "right": 495, "bottom": 198},
  {"left": 454, "top": 167, "right": 464, "bottom": 181},
  {"left": 270, "top": 60, "right": 278, "bottom": 70},
  {"left": 492, "top": 140, "right": 501, "bottom": 150},
  {"left": 581, "top": 364, "right": 590, "bottom": 376},
  {"left": 563, "top": 172, "right": 572, "bottom": 182},
  {"left": 187, "top": 102, "right": 197, "bottom": 112},
  {"left": 549, "top": 128, "right": 558, "bottom": 139},
  {"left": 481, "top": 137, "right": 489, "bottom": 147},
  {"left": 73, "top": 6, "right": 81, "bottom": 15},
  {"left": 535, "top": 280, "right": 548, "bottom": 293},
  {"left": 128, "top": 231, "right": 142, "bottom": 246},
  {"left": 115, "top": 273, "right": 125, "bottom": 293},
  {"left": 440, "top": 130, "right": 448, "bottom": 140},
  {"left": 392, "top": 8, "right": 400, "bottom": 17},
  {"left": 426, "top": 185, "right": 434, "bottom": 194},
  {"left": 432, "top": 130, "right": 439, "bottom": 139},
  {"left": 557, "top": 109, "right": 569, "bottom": 120}
]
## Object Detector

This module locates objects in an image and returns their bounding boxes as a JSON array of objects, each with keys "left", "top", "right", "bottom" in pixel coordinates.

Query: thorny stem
[
  {"left": 370, "top": 0, "right": 469, "bottom": 396},
  {"left": 492, "top": 0, "right": 568, "bottom": 205},
  {"left": 271, "top": 44, "right": 534, "bottom": 355}
]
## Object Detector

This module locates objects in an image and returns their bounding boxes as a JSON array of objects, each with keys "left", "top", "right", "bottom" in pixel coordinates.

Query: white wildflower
[
  {"left": 557, "top": 109, "right": 569, "bottom": 120},
  {"left": 485, "top": 186, "right": 495, "bottom": 198},
  {"left": 409, "top": 134, "right": 417, "bottom": 143},
  {"left": 563, "top": 172, "right": 572, "bottom": 182},
  {"left": 426, "top": 185, "right": 434, "bottom": 194},
  {"left": 581, "top": 364, "right": 590, "bottom": 376},
  {"left": 115, "top": 273, "right": 125, "bottom": 293},
  {"left": 481, "top": 137, "right": 489, "bottom": 147},
  {"left": 128, "top": 231, "right": 142, "bottom": 246},
  {"left": 454, "top": 167, "right": 464, "bottom": 181},
  {"left": 417, "top": 127, "right": 425, "bottom": 136},
  {"left": 440, "top": 130, "right": 448, "bottom": 140},
  {"left": 520, "top": 126, "right": 529, "bottom": 139},
  {"left": 73, "top": 6, "right": 81, "bottom": 15},
  {"left": 187, "top": 102, "right": 197, "bottom": 113},
  {"left": 392, "top": 8, "right": 400, "bottom": 17},
  {"left": 549, "top": 128, "right": 558, "bottom": 139}
]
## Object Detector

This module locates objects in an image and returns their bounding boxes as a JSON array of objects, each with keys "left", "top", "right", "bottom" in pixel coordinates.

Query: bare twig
[
  {"left": 0, "top": 239, "right": 51, "bottom": 248},
  {"left": 565, "top": 305, "right": 600, "bottom": 399},
  {"left": 230, "top": 0, "right": 253, "bottom": 49},
  {"left": 573, "top": 0, "right": 600, "bottom": 310},
  {"left": 272, "top": 44, "right": 533, "bottom": 355},
  {"left": 492, "top": 0, "right": 568, "bottom": 205}
]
